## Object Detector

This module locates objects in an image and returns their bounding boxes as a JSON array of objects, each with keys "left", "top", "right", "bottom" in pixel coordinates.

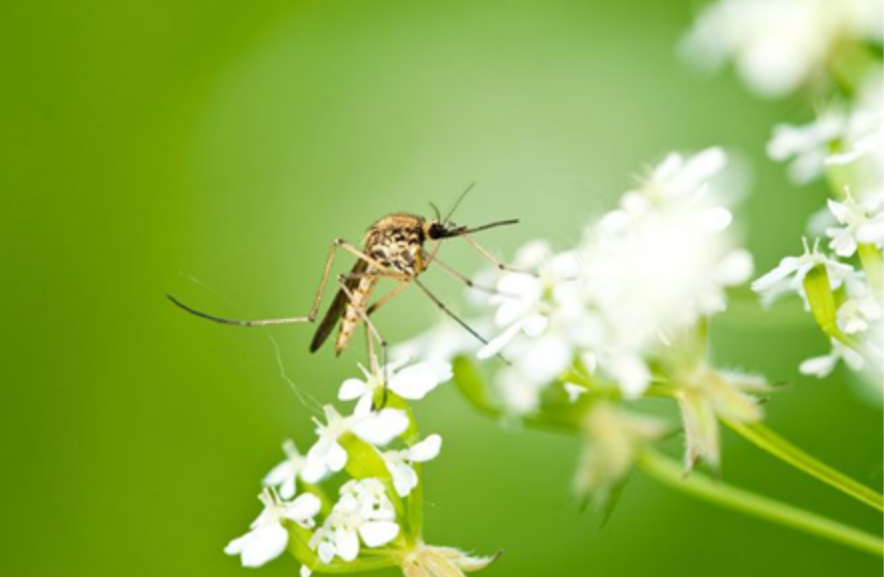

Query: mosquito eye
[{"left": 428, "top": 224, "right": 445, "bottom": 239}]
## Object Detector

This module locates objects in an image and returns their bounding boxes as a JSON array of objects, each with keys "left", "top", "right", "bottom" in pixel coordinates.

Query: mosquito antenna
[
  {"left": 444, "top": 181, "right": 477, "bottom": 225},
  {"left": 429, "top": 201, "right": 442, "bottom": 222},
  {"left": 458, "top": 218, "right": 519, "bottom": 235}
]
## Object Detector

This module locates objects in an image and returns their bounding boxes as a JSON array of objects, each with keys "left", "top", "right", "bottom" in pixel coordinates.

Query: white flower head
[
  {"left": 263, "top": 440, "right": 306, "bottom": 500},
  {"left": 310, "top": 480, "right": 401, "bottom": 564},
  {"left": 339, "top": 359, "right": 452, "bottom": 416},
  {"left": 225, "top": 489, "right": 321, "bottom": 568},
  {"left": 301, "top": 405, "right": 409, "bottom": 483},
  {"left": 768, "top": 110, "right": 850, "bottom": 184},
  {"left": 681, "top": 0, "right": 883, "bottom": 98},
  {"left": 751, "top": 238, "right": 854, "bottom": 307},
  {"left": 382, "top": 434, "right": 443, "bottom": 497}
]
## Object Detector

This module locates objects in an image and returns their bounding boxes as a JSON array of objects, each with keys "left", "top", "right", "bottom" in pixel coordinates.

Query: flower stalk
[
  {"left": 637, "top": 449, "right": 884, "bottom": 557},
  {"left": 723, "top": 418, "right": 884, "bottom": 512}
]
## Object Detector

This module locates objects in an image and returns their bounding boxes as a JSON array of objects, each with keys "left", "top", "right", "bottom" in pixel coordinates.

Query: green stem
[
  {"left": 857, "top": 243, "right": 883, "bottom": 297},
  {"left": 723, "top": 419, "right": 883, "bottom": 513},
  {"left": 638, "top": 449, "right": 883, "bottom": 557}
]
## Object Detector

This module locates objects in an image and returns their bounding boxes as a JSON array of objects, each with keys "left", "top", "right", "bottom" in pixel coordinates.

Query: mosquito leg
[
  {"left": 166, "top": 295, "right": 313, "bottom": 326},
  {"left": 169, "top": 238, "right": 392, "bottom": 327},
  {"left": 422, "top": 250, "right": 518, "bottom": 298},
  {"left": 460, "top": 233, "right": 537, "bottom": 277},
  {"left": 366, "top": 280, "right": 411, "bottom": 317},
  {"left": 336, "top": 276, "right": 390, "bottom": 408},
  {"left": 365, "top": 321, "right": 378, "bottom": 376},
  {"left": 411, "top": 278, "right": 510, "bottom": 365}
]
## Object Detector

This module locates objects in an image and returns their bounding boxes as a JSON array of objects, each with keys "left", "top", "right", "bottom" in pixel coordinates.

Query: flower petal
[
  {"left": 352, "top": 409, "right": 409, "bottom": 446},
  {"left": 224, "top": 534, "right": 247, "bottom": 556},
  {"left": 390, "top": 362, "right": 446, "bottom": 399},
  {"left": 407, "top": 434, "right": 442, "bottom": 462},
  {"left": 241, "top": 522, "right": 289, "bottom": 568},
  {"left": 359, "top": 520, "right": 400, "bottom": 547},
  {"left": 284, "top": 493, "right": 321, "bottom": 523},
  {"left": 327, "top": 442, "right": 348, "bottom": 472},
  {"left": 339, "top": 378, "right": 368, "bottom": 401},
  {"left": 335, "top": 528, "right": 360, "bottom": 561},
  {"left": 262, "top": 460, "right": 291, "bottom": 487}
]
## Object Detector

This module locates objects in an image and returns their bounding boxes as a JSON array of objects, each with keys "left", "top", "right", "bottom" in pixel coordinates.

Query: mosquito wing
[{"left": 309, "top": 259, "right": 368, "bottom": 353}]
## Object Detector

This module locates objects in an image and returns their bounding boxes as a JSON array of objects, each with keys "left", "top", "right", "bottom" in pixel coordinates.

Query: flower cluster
[
  {"left": 225, "top": 359, "right": 496, "bottom": 576},
  {"left": 684, "top": 0, "right": 884, "bottom": 399},
  {"left": 398, "top": 147, "right": 768, "bottom": 505},
  {"left": 681, "top": 0, "right": 883, "bottom": 98}
]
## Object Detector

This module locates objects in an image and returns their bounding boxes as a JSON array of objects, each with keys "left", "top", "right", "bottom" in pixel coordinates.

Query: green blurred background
[{"left": 3, "top": 0, "right": 881, "bottom": 575}]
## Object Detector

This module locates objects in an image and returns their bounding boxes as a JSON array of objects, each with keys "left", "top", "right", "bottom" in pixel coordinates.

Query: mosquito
[{"left": 168, "top": 184, "right": 520, "bottom": 385}]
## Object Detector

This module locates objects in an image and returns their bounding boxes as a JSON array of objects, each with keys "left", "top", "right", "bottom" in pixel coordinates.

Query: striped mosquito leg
[{"left": 336, "top": 275, "right": 390, "bottom": 408}]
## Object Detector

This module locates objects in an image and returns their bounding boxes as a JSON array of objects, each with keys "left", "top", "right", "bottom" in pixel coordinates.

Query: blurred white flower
[
  {"left": 404, "top": 147, "right": 752, "bottom": 409},
  {"left": 573, "top": 403, "right": 667, "bottom": 503},
  {"left": 767, "top": 73, "right": 883, "bottom": 187},
  {"left": 382, "top": 434, "right": 443, "bottom": 497},
  {"left": 837, "top": 297, "right": 882, "bottom": 335},
  {"left": 751, "top": 239, "right": 853, "bottom": 306},
  {"left": 681, "top": 0, "right": 883, "bottom": 98},
  {"left": 800, "top": 338, "right": 867, "bottom": 377},
  {"left": 225, "top": 490, "right": 321, "bottom": 568},
  {"left": 310, "top": 480, "right": 400, "bottom": 563},
  {"left": 301, "top": 405, "right": 409, "bottom": 483},
  {"left": 392, "top": 317, "right": 486, "bottom": 363},
  {"left": 768, "top": 110, "right": 851, "bottom": 184},
  {"left": 263, "top": 440, "right": 306, "bottom": 500},
  {"left": 339, "top": 359, "right": 452, "bottom": 415}
]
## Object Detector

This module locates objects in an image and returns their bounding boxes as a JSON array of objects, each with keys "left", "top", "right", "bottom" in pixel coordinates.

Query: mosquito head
[{"left": 424, "top": 219, "right": 466, "bottom": 240}]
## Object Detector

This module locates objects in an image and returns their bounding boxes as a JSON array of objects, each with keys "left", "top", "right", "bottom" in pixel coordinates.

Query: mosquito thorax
[{"left": 364, "top": 212, "right": 429, "bottom": 275}]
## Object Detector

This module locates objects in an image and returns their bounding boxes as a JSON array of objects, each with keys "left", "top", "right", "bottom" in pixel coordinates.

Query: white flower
[
  {"left": 225, "top": 490, "right": 321, "bottom": 568},
  {"left": 310, "top": 480, "right": 400, "bottom": 563},
  {"left": 800, "top": 338, "right": 866, "bottom": 377},
  {"left": 339, "top": 359, "right": 452, "bottom": 416},
  {"left": 767, "top": 78, "right": 883, "bottom": 185},
  {"left": 837, "top": 297, "right": 882, "bottom": 334},
  {"left": 340, "top": 478, "right": 397, "bottom": 521},
  {"left": 825, "top": 192, "right": 884, "bottom": 256},
  {"left": 382, "top": 434, "right": 443, "bottom": 497},
  {"left": 681, "top": 0, "right": 883, "bottom": 98},
  {"left": 392, "top": 317, "right": 487, "bottom": 363},
  {"left": 301, "top": 405, "right": 409, "bottom": 483},
  {"left": 827, "top": 195, "right": 884, "bottom": 256},
  {"left": 263, "top": 440, "right": 306, "bottom": 500},
  {"left": 751, "top": 239, "right": 853, "bottom": 306},
  {"left": 477, "top": 241, "right": 581, "bottom": 362},
  {"left": 768, "top": 111, "right": 851, "bottom": 184}
]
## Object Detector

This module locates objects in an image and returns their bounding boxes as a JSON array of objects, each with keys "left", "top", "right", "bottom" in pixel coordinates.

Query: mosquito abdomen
[{"left": 335, "top": 274, "right": 379, "bottom": 355}]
